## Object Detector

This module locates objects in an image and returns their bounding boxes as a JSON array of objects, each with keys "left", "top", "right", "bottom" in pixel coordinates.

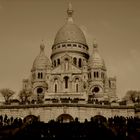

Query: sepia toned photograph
[{"left": 0, "top": 0, "right": 139, "bottom": 139}]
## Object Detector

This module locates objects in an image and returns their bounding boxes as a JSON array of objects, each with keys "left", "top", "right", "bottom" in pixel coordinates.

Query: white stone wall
[{"left": 0, "top": 105, "right": 137, "bottom": 122}]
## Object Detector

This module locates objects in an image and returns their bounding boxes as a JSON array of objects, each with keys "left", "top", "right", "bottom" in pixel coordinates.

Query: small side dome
[
  {"left": 53, "top": 3, "right": 87, "bottom": 46},
  {"left": 88, "top": 41, "right": 106, "bottom": 69},
  {"left": 32, "top": 43, "right": 51, "bottom": 71}
]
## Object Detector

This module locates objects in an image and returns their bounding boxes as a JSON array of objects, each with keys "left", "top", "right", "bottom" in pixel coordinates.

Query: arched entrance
[
  {"left": 57, "top": 114, "right": 74, "bottom": 123},
  {"left": 23, "top": 115, "right": 39, "bottom": 124},
  {"left": 91, "top": 115, "right": 107, "bottom": 123}
]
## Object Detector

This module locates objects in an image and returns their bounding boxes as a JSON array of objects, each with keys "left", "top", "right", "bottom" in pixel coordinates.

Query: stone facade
[
  {"left": 16, "top": 3, "right": 136, "bottom": 122},
  {"left": 23, "top": 3, "right": 116, "bottom": 103},
  {"left": 0, "top": 104, "right": 137, "bottom": 122}
]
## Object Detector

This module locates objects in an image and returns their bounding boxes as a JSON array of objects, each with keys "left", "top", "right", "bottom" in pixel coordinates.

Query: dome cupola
[
  {"left": 32, "top": 42, "right": 51, "bottom": 71},
  {"left": 51, "top": 3, "right": 89, "bottom": 60},
  {"left": 88, "top": 41, "right": 106, "bottom": 70},
  {"left": 53, "top": 3, "right": 87, "bottom": 46}
]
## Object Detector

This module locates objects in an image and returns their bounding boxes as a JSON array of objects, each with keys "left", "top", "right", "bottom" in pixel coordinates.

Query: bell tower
[
  {"left": 31, "top": 42, "right": 51, "bottom": 102},
  {"left": 88, "top": 41, "right": 107, "bottom": 99}
]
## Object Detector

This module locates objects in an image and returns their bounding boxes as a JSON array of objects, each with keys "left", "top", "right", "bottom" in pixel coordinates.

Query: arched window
[
  {"left": 38, "top": 73, "right": 40, "bottom": 79},
  {"left": 64, "top": 76, "right": 69, "bottom": 89},
  {"left": 54, "top": 78, "right": 58, "bottom": 92},
  {"left": 37, "top": 87, "right": 43, "bottom": 94},
  {"left": 94, "top": 72, "right": 99, "bottom": 78},
  {"left": 79, "top": 58, "right": 82, "bottom": 67},
  {"left": 76, "top": 84, "right": 78, "bottom": 92},
  {"left": 40, "top": 72, "right": 43, "bottom": 79},
  {"left": 97, "top": 72, "right": 99, "bottom": 78},
  {"left": 92, "top": 87, "right": 100, "bottom": 93},
  {"left": 75, "top": 78, "right": 79, "bottom": 92},
  {"left": 94, "top": 72, "right": 96, "bottom": 78},
  {"left": 109, "top": 80, "right": 111, "bottom": 88},
  {"left": 55, "top": 84, "right": 57, "bottom": 93},
  {"left": 65, "top": 58, "right": 69, "bottom": 61},
  {"left": 54, "top": 60, "right": 56, "bottom": 67},
  {"left": 57, "top": 59, "right": 60, "bottom": 65},
  {"left": 73, "top": 57, "right": 77, "bottom": 65}
]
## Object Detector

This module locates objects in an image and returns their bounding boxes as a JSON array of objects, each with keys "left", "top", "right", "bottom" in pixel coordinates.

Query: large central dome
[
  {"left": 51, "top": 3, "right": 89, "bottom": 60},
  {"left": 53, "top": 3, "right": 87, "bottom": 46},
  {"left": 54, "top": 22, "right": 87, "bottom": 45}
]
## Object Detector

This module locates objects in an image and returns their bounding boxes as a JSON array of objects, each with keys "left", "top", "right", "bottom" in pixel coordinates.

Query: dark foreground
[{"left": 0, "top": 115, "right": 139, "bottom": 140}]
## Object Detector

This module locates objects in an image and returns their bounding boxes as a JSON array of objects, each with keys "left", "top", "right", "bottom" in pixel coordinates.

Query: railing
[
  {"left": 0, "top": 98, "right": 137, "bottom": 110},
  {"left": 0, "top": 103, "right": 135, "bottom": 110}
]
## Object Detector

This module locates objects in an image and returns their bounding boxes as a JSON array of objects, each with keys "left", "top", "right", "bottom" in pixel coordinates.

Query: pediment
[
  {"left": 61, "top": 53, "right": 72, "bottom": 60},
  {"left": 51, "top": 62, "right": 81, "bottom": 74}
]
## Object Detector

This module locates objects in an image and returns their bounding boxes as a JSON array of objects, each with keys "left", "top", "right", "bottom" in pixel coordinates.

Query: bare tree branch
[
  {"left": 0, "top": 88, "right": 15, "bottom": 104},
  {"left": 19, "top": 89, "right": 32, "bottom": 104},
  {"left": 123, "top": 90, "right": 140, "bottom": 103}
]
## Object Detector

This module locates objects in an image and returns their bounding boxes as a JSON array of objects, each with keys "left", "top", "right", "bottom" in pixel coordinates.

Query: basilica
[{"left": 22, "top": 3, "right": 116, "bottom": 103}]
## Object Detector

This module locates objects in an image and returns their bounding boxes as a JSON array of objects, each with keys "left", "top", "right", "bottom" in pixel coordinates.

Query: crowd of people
[
  {"left": 0, "top": 115, "right": 22, "bottom": 128},
  {"left": 0, "top": 114, "right": 139, "bottom": 140}
]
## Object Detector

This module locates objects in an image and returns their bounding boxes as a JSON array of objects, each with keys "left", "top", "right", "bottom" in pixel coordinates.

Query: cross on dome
[
  {"left": 53, "top": 2, "right": 87, "bottom": 46},
  {"left": 32, "top": 41, "right": 51, "bottom": 71},
  {"left": 40, "top": 40, "right": 45, "bottom": 51},
  {"left": 93, "top": 39, "right": 98, "bottom": 49},
  {"left": 67, "top": 2, "right": 74, "bottom": 22}
]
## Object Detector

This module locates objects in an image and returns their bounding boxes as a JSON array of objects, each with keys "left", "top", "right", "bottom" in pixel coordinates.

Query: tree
[
  {"left": 0, "top": 88, "right": 15, "bottom": 104},
  {"left": 19, "top": 89, "right": 32, "bottom": 104},
  {"left": 123, "top": 90, "right": 140, "bottom": 103}
]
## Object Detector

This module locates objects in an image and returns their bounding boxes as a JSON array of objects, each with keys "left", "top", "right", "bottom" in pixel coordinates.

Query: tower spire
[
  {"left": 40, "top": 40, "right": 45, "bottom": 53},
  {"left": 92, "top": 39, "right": 98, "bottom": 53},
  {"left": 93, "top": 39, "right": 98, "bottom": 49},
  {"left": 67, "top": 2, "right": 74, "bottom": 22}
]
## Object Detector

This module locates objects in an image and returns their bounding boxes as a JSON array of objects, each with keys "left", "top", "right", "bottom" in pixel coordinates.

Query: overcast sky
[{"left": 0, "top": 0, "right": 140, "bottom": 99}]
